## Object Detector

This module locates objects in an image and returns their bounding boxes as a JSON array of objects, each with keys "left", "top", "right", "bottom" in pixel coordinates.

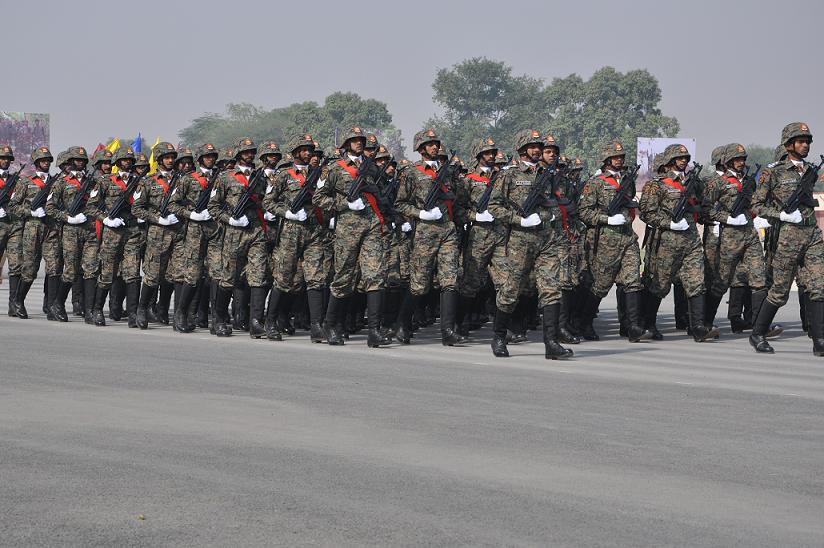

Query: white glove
[
  {"left": 158, "top": 214, "right": 178, "bottom": 226},
  {"left": 753, "top": 216, "right": 771, "bottom": 230},
  {"left": 285, "top": 209, "right": 308, "bottom": 222},
  {"left": 401, "top": 222, "right": 412, "bottom": 233},
  {"left": 66, "top": 213, "right": 87, "bottom": 225},
  {"left": 607, "top": 213, "right": 627, "bottom": 226},
  {"left": 347, "top": 198, "right": 366, "bottom": 211},
  {"left": 519, "top": 213, "right": 542, "bottom": 227},
  {"left": 475, "top": 210, "right": 494, "bottom": 223},
  {"left": 711, "top": 222, "right": 720, "bottom": 237},
  {"left": 316, "top": 178, "right": 326, "bottom": 189},
  {"left": 0, "top": 207, "right": 6, "bottom": 218},
  {"left": 31, "top": 207, "right": 46, "bottom": 218},
  {"left": 669, "top": 218, "right": 689, "bottom": 231},
  {"left": 229, "top": 215, "right": 249, "bottom": 227},
  {"left": 328, "top": 217, "right": 336, "bottom": 230},
  {"left": 726, "top": 214, "right": 747, "bottom": 226},
  {"left": 189, "top": 210, "right": 211, "bottom": 222},
  {"left": 263, "top": 211, "right": 276, "bottom": 221},
  {"left": 138, "top": 218, "right": 146, "bottom": 224},
  {"left": 103, "top": 217, "right": 124, "bottom": 228},
  {"left": 779, "top": 209, "right": 802, "bottom": 224},
  {"left": 419, "top": 207, "right": 443, "bottom": 221}
]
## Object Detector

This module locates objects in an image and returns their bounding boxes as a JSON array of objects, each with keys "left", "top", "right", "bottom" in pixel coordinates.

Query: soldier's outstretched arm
[{"left": 752, "top": 167, "right": 780, "bottom": 220}]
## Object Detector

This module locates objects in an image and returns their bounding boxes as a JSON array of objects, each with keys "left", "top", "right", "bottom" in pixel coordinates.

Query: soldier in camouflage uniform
[
  {"left": 207, "top": 137, "right": 269, "bottom": 337},
  {"left": 393, "top": 128, "right": 466, "bottom": 346},
  {"left": 313, "top": 126, "right": 391, "bottom": 347},
  {"left": 458, "top": 137, "right": 508, "bottom": 335},
  {"left": 88, "top": 147, "right": 144, "bottom": 327},
  {"left": 131, "top": 141, "right": 180, "bottom": 329},
  {"left": 0, "top": 144, "right": 26, "bottom": 317},
  {"left": 751, "top": 122, "right": 824, "bottom": 355},
  {"left": 167, "top": 143, "right": 220, "bottom": 333},
  {"left": 578, "top": 141, "right": 652, "bottom": 343},
  {"left": 45, "top": 146, "right": 98, "bottom": 322},
  {"left": 639, "top": 143, "right": 719, "bottom": 342},
  {"left": 487, "top": 129, "right": 572, "bottom": 360},
  {"left": 8, "top": 146, "right": 57, "bottom": 319},
  {"left": 263, "top": 134, "right": 334, "bottom": 342}
]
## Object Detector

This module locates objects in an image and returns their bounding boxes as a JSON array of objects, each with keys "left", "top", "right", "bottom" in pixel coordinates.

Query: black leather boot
[
  {"left": 175, "top": 284, "right": 196, "bottom": 333},
  {"left": 366, "top": 290, "right": 390, "bottom": 348},
  {"left": 674, "top": 282, "right": 689, "bottom": 331},
  {"left": 323, "top": 294, "right": 345, "bottom": 345},
  {"left": 491, "top": 309, "right": 510, "bottom": 358},
  {"left": 749, "top": 298, "right": 778, "bottom": 353},
  {"left": 249, "top": 286, "right": 267, "bottom": 339},
  {"left": 7, "top": 274, "right": 20, "bottom": 317},
  {"left": 543, "top": 304, "right": 573, "bottom": 360},
  {"left": 92, "top": 286, "right": 108, "bottom": 326},
  {"left": 580, "top": 291, "right": 601, "bottom": 341},
  {"left": 109, "top": 277, "right": 125, "bottom": 321},
  {"left": 136, "top": 283, "right": 154, "bottom": 330},
  {"left": 727, "top": 286, "right": 748, "bottom": 333},
  {"left": 558, "top": 289, "right": 581, "bottom": 344},
  {"left": 689, "top": 294, "right": 720, "bottom": 342},
  {"left": 264, "top": 287, "right": 282, "bottom": 341},
  {"left": 750, "top": 289, "right": 783, "bottom": 338},
  {"left": 42, "top": 274, "right": 50, "bottom": 316},
  {"left": 440, "top": 289, "right": 465, "bottom": 346},
  {"left": 625, "top": 291, "right": 652, "bottom": 342},
  {"left": 214, "top": 285, "right": 232, "bottom": 337},
  {"left": 72, "top": 276, "right": 84, "bottom": 317},
  {"left": 126, "top": 281, "right": 140, "bottom": 328},
  {"left": 809, "top": 300, "right": 824, "bottom": 356},
  {"left": 45, "top": 275, "right": 60, "bottom": 321},
  {"left": 307, "top": 288, "right": 325, "bottom": 343},
  {"left": 704, "top": 292, "right": 723, "bottom": 337},
  {"left": 50, "top": 278, "right": 70, "bottom": 322},
  {"left": 83, "top": 278, "right": 97, "bottom": 325},
  {"left": 616, "top": 285, "right": 628, "bottom": 337},
  {"left": 14, "top": 279, "right": 32, "bottom": 319},
  {"left": 643, "top": 290, "right": 663, "bottom": 340},
  {"left": 394, "top": 290, "right": 416, "bottom": 344}
]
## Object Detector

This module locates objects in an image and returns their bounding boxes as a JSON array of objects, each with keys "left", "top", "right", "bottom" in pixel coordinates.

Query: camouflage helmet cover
[
  {"left": 413, "top": 128, "right": 440, "bottom": 151},
  {"left": 233, "top": 137, "right": 256, "bottom": 157},
  {"left": 374, "top": 144, "right": 392, "bottom": 161},
  {"left": 364, "top": 133, "right": 379, "bottom": 150},
  {"left": 134, "top": 152, "right": 150, "bottom": 167},
  {"left": 196, "top": 142, "right": 219, "bottom": 162},
  {"left": 65, "top": 145, "right": 89, "bottom": 162},
  {"left": 471, "top": 137, "right": 498, "bottom": 159},
  {"left": 276, "top": 152, "right": 294, "bottom": 170},
  {"left": 654, "top": 143, "right": 691, "bottom": 173},
  {"left": 514, "top": 129, "right": 544, "bottom": 152},
  {"left": 112, "top": 147, "right": 136, "bottom": 164},
  {"left": 154, "top": 141, "right": 178, "bottom": 160},
  {"left": 0, "top": 144, "right": 13, "bottom": 160},
  {"left": 55, "top": 150, "right": 69, "bottom": 168},
  {"left": 92, "top": 148, "right": 114, "bottom": 166},
  {"left": 340, "top": 126, "right": 367, "bottom": 149},
  {"left": 773, "top": 144, "right": 788, "bottom": 163},
  {"left": 175, "top": 146, "right": 194, "bottom": 164},
  {"left": 721, "top": 143, "right": 747, "bottom": 165},
  {"left": 30, "top": 146, "right": 53, "bottom": 162},
  {"left": 542, "top": 132, "right": 560, "bottom": 151},
  {"left": 781, "top": 122, "right": 812, "bottom": 145},
  {"left": 288, "top": 134, "right": 315, "bottom": 154},
  {"left": 710, "top": 145, "right": 726, "bottom": 167},
  {"left": 600, "top": 141, "right": 626, "bottom": 163},
  {"left": 257, "top": 140, "right": 282, "bottom": 161}
]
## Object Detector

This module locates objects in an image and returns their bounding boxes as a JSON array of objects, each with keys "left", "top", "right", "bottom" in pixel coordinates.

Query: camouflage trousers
[
  {"left": 459, "top": 222, "right": 507, "bottom": 298},
  {"left": 167, "top": 220, "right": 218, "bottom": 286},
  {"left": 61, "top": 222, "right": 99, "bottom": 283},
  {"left": 271, "top": 220, "right": 331, "bottom": 292},
  {"left": 330, "top": 211, "right": 384, "bottom": 298},
  {"left": 0, "top": 219, "right": 23, "bottom": 276},
  {"left": 21, "top": 219, "right": 62, "bottom": 282},
  {"left": 409, "top": 219, "right": 459, "bottom": 296},
  {"left": 495, "top": 227, "right": 561, "bottom": 313},
  {"left": 708, "top": 225, "right": 766, "bottom": 298},
  {"left": 766, "top": 223, "right": 824, "bottom": 306},
  {"left": 142, "top": 224, "right": 180, "bottom": 287},
  {"left": 556, "top": 229, "right": 581, "bottom": 291},
  {"left": 643, "top": 227, "right": 705, "bottom": 299},
  {"left": 218, "top": 222, "right": 268, "bottom": 290},
  {"left": 98, "top": 223, "right": 144, "bottom": 287},
  {"left": 590, "top": 226, "right": 643, "bottom": 298},
  {"left": 385, "top": 230, "right": 412, "bottom": 288}
]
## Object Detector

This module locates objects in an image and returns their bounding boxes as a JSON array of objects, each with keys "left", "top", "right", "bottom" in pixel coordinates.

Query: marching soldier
[
  {"left": 313, "top": 126, "right": 391, "bottom": 347},
  {"left": 487, "top": 129, "right": 572, "bottom": 360},
  {"left": 578, "top": 141, "right": 652, "bottom": 342},
  {"left": 639, "top": 143, "right": 719, "bottom": 342},
  {"left": 45, "top": 146, "right": 98, "bottom": 322},
  {"left": 0, "top": 144, "right": 25, "bottom": 317},
  {"left": 752, "top": 122, "right": 824, "bottom": 355},
  {"left": 394, "top": 128, "right": 466, "bottom": 346},
  {"left": 207, "top": 137, "right": 269, "bottom": 337}
]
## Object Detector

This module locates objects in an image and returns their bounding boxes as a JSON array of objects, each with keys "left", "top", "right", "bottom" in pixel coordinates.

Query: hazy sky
[{"left": 4, "top": 0, "right": 823, "bottom": 161}]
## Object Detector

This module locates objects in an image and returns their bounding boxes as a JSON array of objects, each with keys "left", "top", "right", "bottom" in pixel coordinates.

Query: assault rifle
[
  {"left": 346, "top": 156, "right": 390, "bottom": 204},
  {"left": 606, "top": 164, "right": 640, "bottom": 216},
  {"left": 193, "top": 167, "right": 222, "bottom": 214},
  {"left": 513, "top": 161, "right": 559, "bottom": 218},
  {"left": 289, "top": 157, "right": 334, "bottom": 214},
  {"left": 0, "top": 163, "right": 27, "bottom": 207},
  {"left": 67, "top": 168, "right": 99, "bottom": 217},
  {"left": 422, "top": 150, "right": 458, "bottom": 211},
  {"left": 730, "top": 164, "right": 760, "bottom": 218},
  {"left": 231, "top": 168, "right": 266, "bottom": 219},
  {"left": 30, "top": 172, "right": 61, "bottom": 210},
  {"left": 782, "top": 155, "right": 824, "bottom": 213},
  {"left": 158, "top": 170, "right": 185, "bottom": 217},
  {"left": 107, "top": 172, "right": 145, "bottom": 219},
  {"left": 671, "top": 163, "right": 703, "bottom": 222}
]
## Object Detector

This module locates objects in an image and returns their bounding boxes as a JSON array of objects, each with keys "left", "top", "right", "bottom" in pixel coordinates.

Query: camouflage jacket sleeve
[
  {"left": 639, "top": 179, "right": 671, "bottom": 229},
  {"left": 8, "top": 177, "right": 33, "bottom": 218},
  {"left": 263, "top": 171, "right": 289, "bottom": 217},
  {"left": 130, "top": 180, "right": 157, "bottom": 224},
  {"left": 752, "top": 166, "right": 780, "bottom": 220},
  {"left": 487, "top": 169, "right": 518, "bottom": 226},
  {"left": 312, "top": 164, "right": 345, "bottom": 214},
  {"left": 451, "top": 172, "right": 469, "bottom": 225},
  {"left": 207, "top": 174, "right": 230, "bottom": 225},
  {"left": 167, "top": 173, "right": 193, "bottom": 219},
  {"left": 87, "top": 176, "right": 108, "bottom": 221},
  {"left": 45, "top": 179, "right": 68, "bottom": 222},
  {"left": 577, "top": 176, "right": 607, "bottom": 227},
  {"left": 393, "top": 167, "right": 418, "bottom": 221}
]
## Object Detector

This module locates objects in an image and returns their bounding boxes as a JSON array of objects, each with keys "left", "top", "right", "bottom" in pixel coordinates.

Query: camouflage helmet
[
  {"left": 65, "top": 145, "right": 89, "bottom": 162},
  {"left": 55, "top": 150, "right": 70, "bottom": 169},
  {"left": 175, "top": 146, "right": 194, "bottom": 165},
  {"left": 600, "top": 141, "right": 626, "bottom": 164},
  {"left": 710, "top": 145, "right": 726, "bottom": 167},
  {"left": 30, "top": 146, "right": 53, "bottom": 163},
  {"left": 218, "top": 147, "right": 234, "bottom": 164},
  {"left": 413, "top": 128, "right": 440, "bottom": 151},
  {"left": 0, "top": 144, "right": 14, "bottom": 160},
  {"left": 112, "top": 147, "right": 136, "bottom": 164},
  {"left": 436, "top": 144, "right": 451, "bottom": 159},
  {"left": 364, "top": 133, "right": 379, "bottom": 150},
  {"left": 654, "top": 143, "right": 691, "bottom": 173},
  {"left": 288, "top": 133, "right": 315, "bottom": 154},
  {"left": 494, "top": 150, "right": 509, "bottom": 165},
  {"left": 154, "top": 141, "right": 178, "bottom": 160},
  {"left": 134, "top": 152, "right": 150, "bottom": 168},
  {"left": 557, "top": 154, "right": 569, "bottom": 167},
  {"left": 513, "top": 129, "right": 544, "bottom": 153},
  {"left": 196, "top": 142, "right": 219, "bottom": 162},
  {"left": 92, "top": 148, "right": 114, "bottom": 166},
  {"left": 234, "top": 137, "right": 256, "bottom": 157},
  {"left": 374, "top": 144, "right": 392, "bottom": 161},
  {"left": 721, "top": 143, "right": 747, "bottom": 165},
  {"left": 324, "top": 145, "right": 341, "bottom": 160},
  {"left": 781, "top": 122, "right": 812, "bottom": 145},
  {"left": 339, "top": 126, "right": 367, "bottom": 149},
  {"left": 773, "top": 144, "right": 788, "bottom": 163},
  {"left": 569, "top": 157, "right": 584, "bottom": 171},
  {"left": 542, "top": 132, "right": 560, "bottom": 151},
  {"left": 276, "top": 153, "right": 294, "bottom": 170},
  {"left": 470, "top": 137, "right": 498, "bottom": 159},
  {"left": 257, "top": 140, "right": 282, "bottom": 161}
]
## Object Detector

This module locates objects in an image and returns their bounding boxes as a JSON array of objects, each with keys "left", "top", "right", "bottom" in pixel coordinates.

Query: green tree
[{"left": 743, "top": 144, "right": 775, "bottom": 169}]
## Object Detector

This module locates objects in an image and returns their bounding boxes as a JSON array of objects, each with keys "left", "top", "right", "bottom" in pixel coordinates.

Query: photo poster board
[
  {"left": 0, "top": 112, "right": 50, "bottom": 174},
  {"left": 636, "top": 137, "right": 697, "bottom": 188}
]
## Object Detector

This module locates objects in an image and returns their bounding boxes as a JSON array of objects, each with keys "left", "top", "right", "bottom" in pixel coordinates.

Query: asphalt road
[{"left": 1, "top": 283, "right": 823, "bottom": 547}]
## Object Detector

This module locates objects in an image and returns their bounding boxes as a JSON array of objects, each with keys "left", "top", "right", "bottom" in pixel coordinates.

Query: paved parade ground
[{"left": 1, "top": 283, "right": 823, "bottom": 547}]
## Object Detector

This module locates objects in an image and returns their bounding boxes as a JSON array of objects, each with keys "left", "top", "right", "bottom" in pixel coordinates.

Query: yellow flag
[
  {"left": 148, "top": 137, "right": 160, "bottom": 175},
  {"left": 107, "top": 138, "right": 121, "bottom": 173}
]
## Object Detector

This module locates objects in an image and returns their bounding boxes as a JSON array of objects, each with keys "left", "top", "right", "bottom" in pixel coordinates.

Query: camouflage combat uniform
[{"left": 0, "top": 144, "right": 25, "bottom": 316}]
